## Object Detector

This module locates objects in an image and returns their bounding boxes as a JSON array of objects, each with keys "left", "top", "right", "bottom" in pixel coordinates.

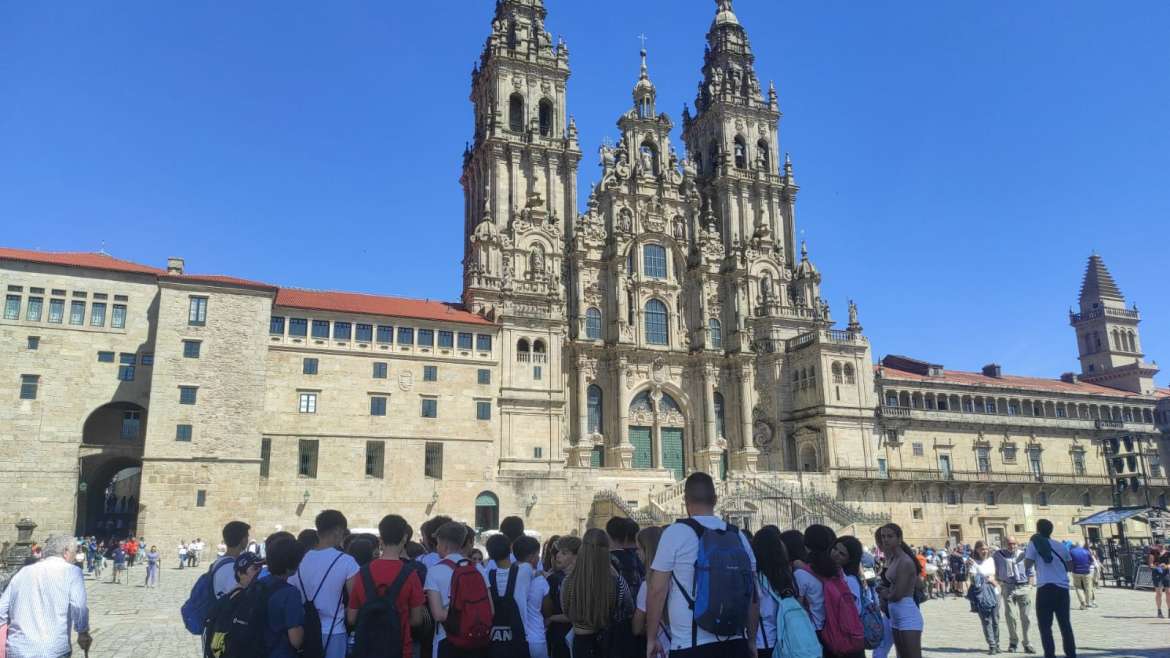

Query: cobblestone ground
[{"left": 74, "top": 564, "right": 1169, "bottom": 658}]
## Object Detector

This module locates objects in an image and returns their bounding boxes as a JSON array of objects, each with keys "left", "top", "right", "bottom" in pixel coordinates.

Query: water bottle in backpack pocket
[
  {"left": 181, "top": 556, "right": 234, "bottom": 635},
  {"left": 202, "top": 581, "right": 273, "bottom": 658},
  {"left": 670, "top": 518, "right": 753, "bottom": 645},
  {"left": 488, "top": 565, "right": 530, "bottom": 658}
]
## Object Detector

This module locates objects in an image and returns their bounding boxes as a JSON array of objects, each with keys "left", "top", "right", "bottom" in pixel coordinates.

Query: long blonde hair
[{"left": 564, "top": 528, "right": 615, "bottom": 631}]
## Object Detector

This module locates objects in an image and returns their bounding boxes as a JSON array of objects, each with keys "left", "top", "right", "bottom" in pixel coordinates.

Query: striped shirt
[{"left": 0, "top": 556, "right": 89, "bottom": 658}]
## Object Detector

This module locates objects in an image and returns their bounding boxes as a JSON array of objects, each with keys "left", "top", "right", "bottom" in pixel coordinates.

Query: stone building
[{"left": 1, "top": 0, "right": 1167, "bottom": 547}]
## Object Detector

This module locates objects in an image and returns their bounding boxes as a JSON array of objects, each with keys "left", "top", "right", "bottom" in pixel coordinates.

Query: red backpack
[
  {"left": 441, "top": 559, "right": 492, "bottom": 649},
  {"left": 805, "top": 566, "right": 864, "bottom": 655}
]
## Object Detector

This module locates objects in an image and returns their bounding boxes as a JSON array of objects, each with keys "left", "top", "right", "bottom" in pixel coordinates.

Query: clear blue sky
[{"left": 2, "top": 0, "right": 1167, "bottom": 382}]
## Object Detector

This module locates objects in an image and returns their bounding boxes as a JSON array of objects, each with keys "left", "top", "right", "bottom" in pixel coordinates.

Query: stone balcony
[
  {"left": 835, "top": 465, "right": 1170, "bottom": 488},
  {"left": 1070, "top": 306, "right": 1141, "bottom": 324},
  {"left": 877, "top": 405, "right": 1157, "bottom": 433}
]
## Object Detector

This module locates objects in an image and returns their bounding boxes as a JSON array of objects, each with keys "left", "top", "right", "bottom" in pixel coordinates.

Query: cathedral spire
[{"left": 632, "top": 45, "right": 656, "bottom": 117}]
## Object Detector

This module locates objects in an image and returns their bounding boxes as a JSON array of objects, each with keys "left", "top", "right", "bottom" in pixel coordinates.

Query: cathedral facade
[{"left": 1, "top": 0, "right": 1167, "bottom": 548}]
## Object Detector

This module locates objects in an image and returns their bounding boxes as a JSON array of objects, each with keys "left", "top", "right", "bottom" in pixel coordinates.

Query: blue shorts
[{"left": 1152, "top": 569, "right": 1170, "bottom": 588}]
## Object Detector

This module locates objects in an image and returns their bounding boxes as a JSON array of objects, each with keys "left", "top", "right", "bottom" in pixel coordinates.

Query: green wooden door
[
  {"left": 630, "top": 426, "right": 652, "bottom": 469},
  {"left": 591, "top": 445, "right": 605, "bottom": 468},
  {"left": 662, "top": 428, "right": 685, "bottom": 480}
]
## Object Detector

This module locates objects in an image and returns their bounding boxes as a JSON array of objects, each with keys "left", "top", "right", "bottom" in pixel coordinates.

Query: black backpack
[
  {"left": 351, "top": 561, "right": 418, "bottom": 658},
  {"left": 296, "top": 552, "right": 345, "bottom": 658},
  {"left": 610, "top": 548, "right": 645, "bottom": 593},
  {"left": 488, "top": 564, "right": 530, "bottom": 658},
  {"left": 202, "top": 581, "right": 273, "bottom": 658}
]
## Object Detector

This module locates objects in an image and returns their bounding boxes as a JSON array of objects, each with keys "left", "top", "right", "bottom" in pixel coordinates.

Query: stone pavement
[
  {"left": 72, "top": 562, "right": 1169, "bottom": 658},
  {"left": 920, "top": 586, "right": 1170, "bottom": 658}
]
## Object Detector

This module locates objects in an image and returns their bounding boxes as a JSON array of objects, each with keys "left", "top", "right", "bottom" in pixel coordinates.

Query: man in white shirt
[
  {"left": 513, "top": 537, "right": 549, "bottom": 658},
  {"left": 213, "top": 521, "right": 251, "bottom": 599},
  {"left": 290, "top": 510, "right": 360, "bottom": 658},
  {"left": 0, "top": 535, "right": 92, "bottom": 657},
  {"left": 645, "top": 472, "right": 759, "bottom": 658},
  {"left": 1024, "top": 519, "right": 1075, "bottom": 658},
  {"left": 424, "top": 522, "right": 474, "bottom": 658}
]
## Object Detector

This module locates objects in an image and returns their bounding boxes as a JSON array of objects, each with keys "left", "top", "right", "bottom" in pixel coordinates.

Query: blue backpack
[
  {"left": 670, "top": 518, "right": 753, "bottom": 646},
  {"left": 774, "top": 594, "right": 822, "bottom": 658},
  {"left": 858, "top": 580, "right": 885, "bottom": 650},
  {"left": 181, "top": 556, "right": 233, "bottom": 634}
]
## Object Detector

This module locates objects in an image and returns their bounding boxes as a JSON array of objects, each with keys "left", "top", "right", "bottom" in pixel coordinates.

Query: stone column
[
  {"left": 697, "top": 366, "right": 724, "bottom": 477},
  {"left": 732, "top": 362, "right": 760, "bottom": 472},
  {"left": 567, "top": 359, "right": 593, "bottom": 468},
  {"left": 612, "top": 358, "right": 635, "bottom": 468}
]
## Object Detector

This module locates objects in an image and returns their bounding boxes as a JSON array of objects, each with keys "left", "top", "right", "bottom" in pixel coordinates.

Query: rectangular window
[
  {"left": 117, "top": 364, "right": 136, "bottom": 381},
  {"left": 140, "top": 353, "right": 154, "bottom": 366},
  {"left": 89, "top": 302, "right": 105, "bottom": 326},
  {"left": 1029, "top": 448, "right": 1043, "bottom": 477},
  {"left": 423, "top": 365, "right": 437, "bottom": 382},
  {"left": 311, "top": 320, "right": 330, "bottom": 339},
  {"left": 270, "top": 316, "right": 286, "bottom": 335},
  {"left": 179, "top": 386, "right": 198, "bottom": 405},
  {"left": 48, "top": 299, "right": 65, "bottom": 324},
  {"left": 333, "top": 322, "right": 351, "bottom": 340},
  {"left": 377, "top": 325, "right": 394, "bottom": 343},
  {"left": 476, "top": 334, "right": 492, "bottom": 352},
  {"left": 182, "top": 340, "right": 201, "bottom": 358},
  {"left": 120, "top": 410, "right": 140, "bottom": 440},
  {"left": 176, "top": 424, "right": 193, "bottom": 442},
  {"left": 976, "top": 447, "right": 991, "bottom": 473},
  {"left": 534, "top": 447, "right": 543, "bottom": 459},
  {"left": 119, "top": 352, "right": 136, "bottom": 365},
  {"left": 299, "top": 392, "right": 317, "bottom": 413},
  {"left": 111, "top": 303, "right": 126, "bottom": 328},
  {"left": 1003, "top": 445, "right": 1018, "bottom": 463},
  {"left": 643, "top": 244, "right": 667, "bottom": 278},
  {"left": 985, "top": 490, "right": 997, "bottom": 506},
  {"left": 421, "top": 398, "right": 438, "bottom": 418},
  {"left": 260, "top": 438, "right": 271, "bottom": 478},
  {"left": 303, "top": 358, "right": 318, "bottom": 375},
  {"left": 876, "top": 458, "right": 888, "bottom": 478},
  {"left": 188, "top": 297, "right": 208, "bottom": 325},
  {"left": 398, "top": 327, "right": 414, "bottom": 345},
  {"left": 365, "top": 441, "right": 385, "bottom": 478},
  {"left": 98, "top": 351, "right": 115, "bottom": 363},
  {"left": 912, "top": 508, "right": 923, "bottom": 520},
  {"left": 370, "top": 395, "right": 387, "bottom": 416},
  {"left": 289, "top": 318, "right": 309, "bottom": 337},
  {"left": 534, "top": 365, "right": 543, "bottom": 381},
  {"left": 1073, "top": 451, "right": 1086, "bottom": 476},
  {"left": 3, "top": 295, "right": 20, "bottom": 320},
  {"left": 417, "top": 329, "right": 434, "bottom": 347},
  {"left": 25, "top": 297, "right": 43, "bottom": 322},
  {"left": 438, "top": 330, "right": 454, "bottom": 348},
  {"left": 298, "top": 439, "right": 319, "bottom": 478},
  {"left": 372, "top": 362, "right": 388, "bottom": 379},
  {"left": 424, "top": 442, "right": 443, "bottom": 479},
  {"left": 912, "top": 442, "right": 924, "bottom": 457},
  {"left": 26, "top": 336, "right": 39, "bottom": 350},
  {"left": 476, "top": 400, "right": 492, "bottom": 420},
  {"left": 19, "top": 375, "right": 39, "bottom": 400},
  {"left": 986, "top": 399, "right": 997, "bottom": 414},
  {"left": 457, "top": 332, "right": 473, "bottom": 350},
  {"left": 196, "top": 490, "right": 207, "bottom": 507},
  {"left": 356, "top": 323, "right": 373, "bottom": 342},
  {"left": 478, "top": 369, "right": 491, "bottom": 385},
  {"left": 69, "top": 300, "right": 85, "bottom": 325},
  {"left": 945, "top": 489, "right": 958, "bottom": 506}
]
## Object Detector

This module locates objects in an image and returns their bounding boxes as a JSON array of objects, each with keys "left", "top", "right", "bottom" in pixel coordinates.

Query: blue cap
[{"left": 235, "top": 551, "right": 264, "bottom": 572}]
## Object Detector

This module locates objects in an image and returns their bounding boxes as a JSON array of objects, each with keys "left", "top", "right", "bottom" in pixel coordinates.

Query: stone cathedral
[{"left": 1, "top": 0, "right": 1167, "bottom": 549}]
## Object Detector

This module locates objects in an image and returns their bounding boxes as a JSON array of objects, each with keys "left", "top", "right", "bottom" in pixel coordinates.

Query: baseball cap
[{"left": 235, "top": 551, "right": 265, "bottom": 572}]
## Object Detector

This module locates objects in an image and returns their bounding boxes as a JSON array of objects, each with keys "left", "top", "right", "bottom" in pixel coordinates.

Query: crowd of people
[{"left": 0, "top": 472, "right": 1100, "bottom": 658}]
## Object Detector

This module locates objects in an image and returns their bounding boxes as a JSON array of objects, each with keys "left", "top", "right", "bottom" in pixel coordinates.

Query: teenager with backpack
[
  {"left": 800, "top": 526, "right": 863, "bottom": 658},
  {"left": 290, "top": 510, "right": 361, "bottom": 658},
  {"left": 751, "top": 526, "right": 819, "bottom": 658},
  {"left": 875, "top": 524, "right": 923, "bottom": 658},
  {"left": 203, "top": 551, "right": 267, "bottom": 657},
  {"left": 426, "top": 521, "right": 493, "bottom": 658},
  {"left": 645, "top": 472, "right": 758, "bottom": 658},
  {"left": 606, "top": 517, "right": 645, "bottom": 658},
  {"left": 346, "top": 515, "right": 426, "bottom": 658},
  {"left": 254, "top": 537, "right": 308, "bottom": 658},
  {"left": 420, "top": 516, "right": 455, "bottom": 570},
  {"left": 1024, "top": 519, "right": 1075, "bottom": 658},
  {"left": 542, "top": 536, "right": 579, "bottom": 658},
  {"left": 513, "top": 536, "right": 548, "bottom": 658},
  {"left": 563, "top": 528, "right": 632, "bottom": 658},
  {"left": 482, "top": 534, "right": 531, "bottom": 658},
  {"left": 833, "top": 536, "right": 882, "bottom": 654}
]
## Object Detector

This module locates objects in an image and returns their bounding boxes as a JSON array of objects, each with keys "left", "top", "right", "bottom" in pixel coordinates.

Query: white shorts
[{"left": 888, "top": 596, "right": 924, "bottom": 631}]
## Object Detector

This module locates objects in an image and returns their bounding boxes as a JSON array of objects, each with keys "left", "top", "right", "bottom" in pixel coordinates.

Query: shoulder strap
[
  {"left": 360, "top": 563, "right": 378, "bottom": 605},
  {"left": 385, "top": 560, "right": 415, "bottom": 603},
  {"left": 489, "top": 569, "right": 500, "bottom": 602},
  {"left": 676, "top": 518, "right": 705, "bottom": 538},
  {"left": 308, "top": 551, "right": 346, "bottom": 605},
  {"left": 505, "top": 563, "right": 520, "bottom": 599}
]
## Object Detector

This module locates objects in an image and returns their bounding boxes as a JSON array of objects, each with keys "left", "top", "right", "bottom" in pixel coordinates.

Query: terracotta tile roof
[
  {"left": 275, "top": 288, "right": 491, "bottom": 326},
  {"left": 880, "top": 364, "right": 1150, "bottom": 399},
  {"left": 1156, "top": 388, "right": 1170, "bottom": 400},
  {"left": 0, "top": 247, "right": 164, "bottom": 276}
]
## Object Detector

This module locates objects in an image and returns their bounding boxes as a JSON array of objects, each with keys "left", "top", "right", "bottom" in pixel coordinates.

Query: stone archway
[{"left": 75, "top": 402, "right": 147, "bottom": 538}]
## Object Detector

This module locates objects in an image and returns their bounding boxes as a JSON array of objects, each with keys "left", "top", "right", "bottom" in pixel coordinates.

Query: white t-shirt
[
  {"left": 1025, "top": 539, "right": 1071, "bottom": 589},
  {"left": 843, "top": 574, "right": 863, "bottom": 613},
  {"left": 289, "top": 547, "right": 361, "bottom": 638},
  {"left": 484, "top": 562, "right": 534, "bottom": 641},
  {"left": 420, "top": 552, "right": 443, "bottom": 570},
  {"left": 973, "top": 558, "right": 999, "bottom": 596},
  {"left": 794, "top": 568, "right": 825, "bottom": 630},
  {"left": 423, "top": 554, "right": 460, "bottom": 658},
  {"left": 637, "top": 581, "right": 672, "bottom": 651},
  {"left": 755, "top": 578, "right": 778, "bottom": 649},
  {"left": 211, "top": 555, "right": 237, "bottom": 598},
  {"left": 526, "top": 572, "right": 549, "bottom": 644},
  {"left": 650, "top": 516, "right": 758, "bottom": 649}
]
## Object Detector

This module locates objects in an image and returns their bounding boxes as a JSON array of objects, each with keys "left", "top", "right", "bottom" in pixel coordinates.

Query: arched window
[
  {"left": 843, "top": 363, "right": 855, "bottom": 384},
  {"left": 644, "top": 299, "right": 668, "bottom": 345},
  {"left": 643, "top": 244, "right": 667, "bottom": 279},
  {"left": 538, "top": 99, "right": 553, "bottom": 137},
  {"left": 517, "top": 338, "right": 530, "bottom": 353},
  {"left": 708, "top": 318, "right": 722, "bottom": 349},
  {"left": 757, "top": 139, "right": 770, "bottom": 171},
  {"left": 1113, "top": 329, "right": 1121, "bottom": 350},
  {"left": 713, "top": 392, "right": 726, "bottom": 438},
  {"left": 509, "top": 94, "right": 525, "bottom": 132},
  {"left": 831, "top": 362, "right": 843, "bottom": 384},
  {"left": 585, "top": 308, "right": 602, "bottom": 340},
  {"left": 533, "top": 339, "right": 546, "bottom": 353},
  {"left": 625, "top": 243, "right": 635, "bottom": 270},
  {"left": 474, "top": 491, "right": 499, "bottom": 531},
  {"left": 885, "top": 391, "right": 898, "bottom": 407},
  {"left": 660, "top": 393, "right": 680, "bottom": 414},
  {"left": 640, "top": 141, "right": 659, "bottom": 175},
  {"left": 734, "top": 136, "right": 747, "bottom": 169},
  {"left": 1128, "top": 331, "right": 1137, "bottom": 352},
  {"left": 587, "top": 385, "right": 603, "bottom": 434}
]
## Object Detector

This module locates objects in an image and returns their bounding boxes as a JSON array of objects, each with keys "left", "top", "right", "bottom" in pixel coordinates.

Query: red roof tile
[
  {"left": 275, "top": 288, "right": 491, "bottom": 326},
  {"left": 0, "top": 247, "right": 164, "bottom": 276},
  {"left": 881, "top": 365, "right": 1150, "bottom": 399}
]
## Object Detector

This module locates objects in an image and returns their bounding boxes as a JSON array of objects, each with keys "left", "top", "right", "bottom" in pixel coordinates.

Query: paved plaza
[{"left": 70, "top": 562, "right": 1169, "bottom": 658}]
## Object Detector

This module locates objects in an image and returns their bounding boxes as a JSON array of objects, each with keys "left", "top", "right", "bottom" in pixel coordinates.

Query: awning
[{"left": 1074, "top": 505, "right": 1170, "bottom": 526}]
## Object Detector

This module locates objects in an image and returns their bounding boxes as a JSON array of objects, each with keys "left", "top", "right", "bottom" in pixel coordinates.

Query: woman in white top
[
  {"left": 753, "top": 526, "right": 800, "bottom": 658},
  {"left": 631, "top": 525, "right": 668, "bottom": 652},
  {"left": 968, "top": 541, "right": 1001, "bottom": 654}
]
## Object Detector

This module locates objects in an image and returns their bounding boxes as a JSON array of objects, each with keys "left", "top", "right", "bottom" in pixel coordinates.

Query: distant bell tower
[{"left": 1071, "top": 253, "right": 1158, "bottom": 394}]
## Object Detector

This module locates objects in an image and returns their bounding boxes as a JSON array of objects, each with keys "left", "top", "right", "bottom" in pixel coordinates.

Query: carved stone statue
[
  {"left": 619, "top": 210, "right": 632, "bottom": 233},
  {"left": 640, "top": 146, "right": 655, "bottom": 174},
  {"left": 848, "top": 299, "right": 859, "bottom": 326},
  {"left": 673, "top": 217, "right": 686, "bottom": 241},
  {"left": 529, "top": 248, "right": 544, "bottom": 277}
]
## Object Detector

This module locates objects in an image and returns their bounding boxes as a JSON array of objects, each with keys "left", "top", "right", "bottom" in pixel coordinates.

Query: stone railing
[
  {"left": 1070, "top": 307, "right": 1140, "bottom": 323},
  {"left": 834, "top": 466, "right": 1114, "bottom": 487}
]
